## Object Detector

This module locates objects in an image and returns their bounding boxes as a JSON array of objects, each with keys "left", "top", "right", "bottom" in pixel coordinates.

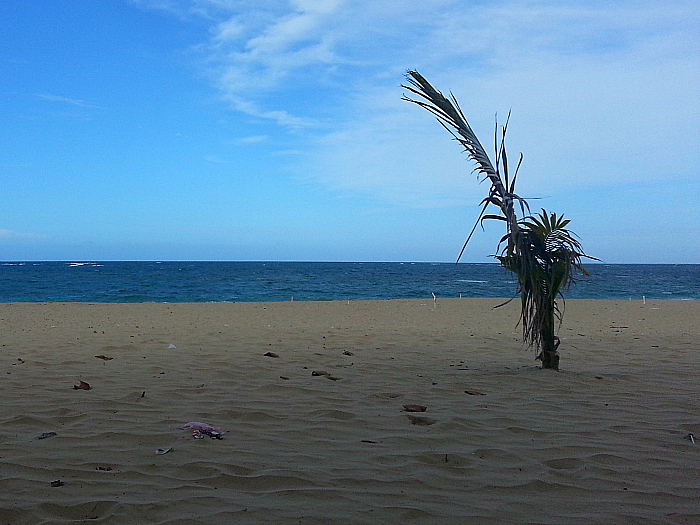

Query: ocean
[{"left": 0, "top": 262, "right": 697, "bottom": 303}]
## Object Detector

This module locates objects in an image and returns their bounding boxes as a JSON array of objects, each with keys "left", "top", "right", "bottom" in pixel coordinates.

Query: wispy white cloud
[
  {"left": 236, "top": 134, "right": 268, "bottom": 144},
  {"left": 146, "top": 0, "right": 700, "bottom": 206},
  {"left": 286, "top": 1, "right": 697, "bottom": 205},
  {"left": 128, "top": 0, "right": 220, "bottom": 20},
  {"left": 35, "top": 93, "right": 103, "bottom": 109},
  {"left": 271, "top": 149, "right": 304, "bottom": 156},
  {"left": 0, "top": 228, "right": 44, "bottom": 241},
  {"left": 204, "top": 154, "right": 227, "bottom": 163},
  {"left": 223, "top": 96, "right": 319, "bottom": 129},
  {"left": 200, "top": 1, "right": 349, "bottom": 126}
]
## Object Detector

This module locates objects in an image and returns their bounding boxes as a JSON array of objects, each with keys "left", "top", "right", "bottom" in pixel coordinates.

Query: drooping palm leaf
[
  {"left": 402, "top": 72, "right": 498, "bottom": 183},
  {"left": 402, "top": 71, "right": 523, "bottom": 256}
]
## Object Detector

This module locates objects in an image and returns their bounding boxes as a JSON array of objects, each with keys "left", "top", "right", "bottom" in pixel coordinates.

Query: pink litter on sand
[{"left": 180, "top": 422, "right": 224, "bottom": 439}]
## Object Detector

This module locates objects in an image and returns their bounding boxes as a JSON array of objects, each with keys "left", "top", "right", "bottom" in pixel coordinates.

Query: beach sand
[{"left": 1, "top": 298, "right": 699, "bottom": 524}]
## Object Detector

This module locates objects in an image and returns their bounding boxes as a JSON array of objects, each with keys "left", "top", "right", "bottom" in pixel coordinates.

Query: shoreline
[
  {"left": 2, "top": 296, "right": 698, "bottom": 304},
  {"left": 1, "top": 298, "right": 699, "bottom": 523}
]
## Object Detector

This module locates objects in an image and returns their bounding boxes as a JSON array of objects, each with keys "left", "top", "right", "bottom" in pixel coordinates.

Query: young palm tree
[{"left": 402, "top": 70, "right": 593, "bottom": 369}]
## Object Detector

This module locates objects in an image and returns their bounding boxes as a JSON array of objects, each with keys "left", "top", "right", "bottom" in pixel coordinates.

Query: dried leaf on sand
[
  {"left": 73, "top": 380, "right": 91, "bottom": 390},
  {"left": 403, "top": 405, "right": 427, "bottom": 412}
]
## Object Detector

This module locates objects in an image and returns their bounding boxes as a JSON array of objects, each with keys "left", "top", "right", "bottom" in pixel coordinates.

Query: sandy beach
[{"left": 1, "top": 298, "right": 699, "bottom": 524}]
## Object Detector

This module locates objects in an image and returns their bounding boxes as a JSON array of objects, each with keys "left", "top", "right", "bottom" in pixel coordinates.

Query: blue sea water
[{"left": 0, "top": 262, "right": 698, "bottom": 303}]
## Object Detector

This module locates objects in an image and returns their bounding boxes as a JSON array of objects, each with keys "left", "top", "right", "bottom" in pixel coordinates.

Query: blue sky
[{"left": 1, "top": 0, "right": 698, "bottom": 263}]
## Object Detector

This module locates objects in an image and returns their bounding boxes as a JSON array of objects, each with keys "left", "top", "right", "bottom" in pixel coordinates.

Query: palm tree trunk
[{"left": 539, "top": 298, "right": 560, "bottom": 370}]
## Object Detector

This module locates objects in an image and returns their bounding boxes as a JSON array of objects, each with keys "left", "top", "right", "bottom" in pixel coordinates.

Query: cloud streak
[
  {"left": 35, "top": 93, "right": 103, "bottom": 109},
  {"left": 236, "top": 135, "right": 268, "bottom": 145},
  {"left": 0, "top": 228, "right": 44, "bottom": 241}
]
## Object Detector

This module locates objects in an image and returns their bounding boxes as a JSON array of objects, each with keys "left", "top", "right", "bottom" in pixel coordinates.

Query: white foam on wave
[{"left": 68, "top": 262, "right": 103, "bottom": 267}]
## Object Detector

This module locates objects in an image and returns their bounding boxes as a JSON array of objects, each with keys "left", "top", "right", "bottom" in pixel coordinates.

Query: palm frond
[
  {"left": 402, "top": 72, "right": 507, "bottom": 201},
  {"left": 402, "top": 70, "right": 524, "bottom": 260}
]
